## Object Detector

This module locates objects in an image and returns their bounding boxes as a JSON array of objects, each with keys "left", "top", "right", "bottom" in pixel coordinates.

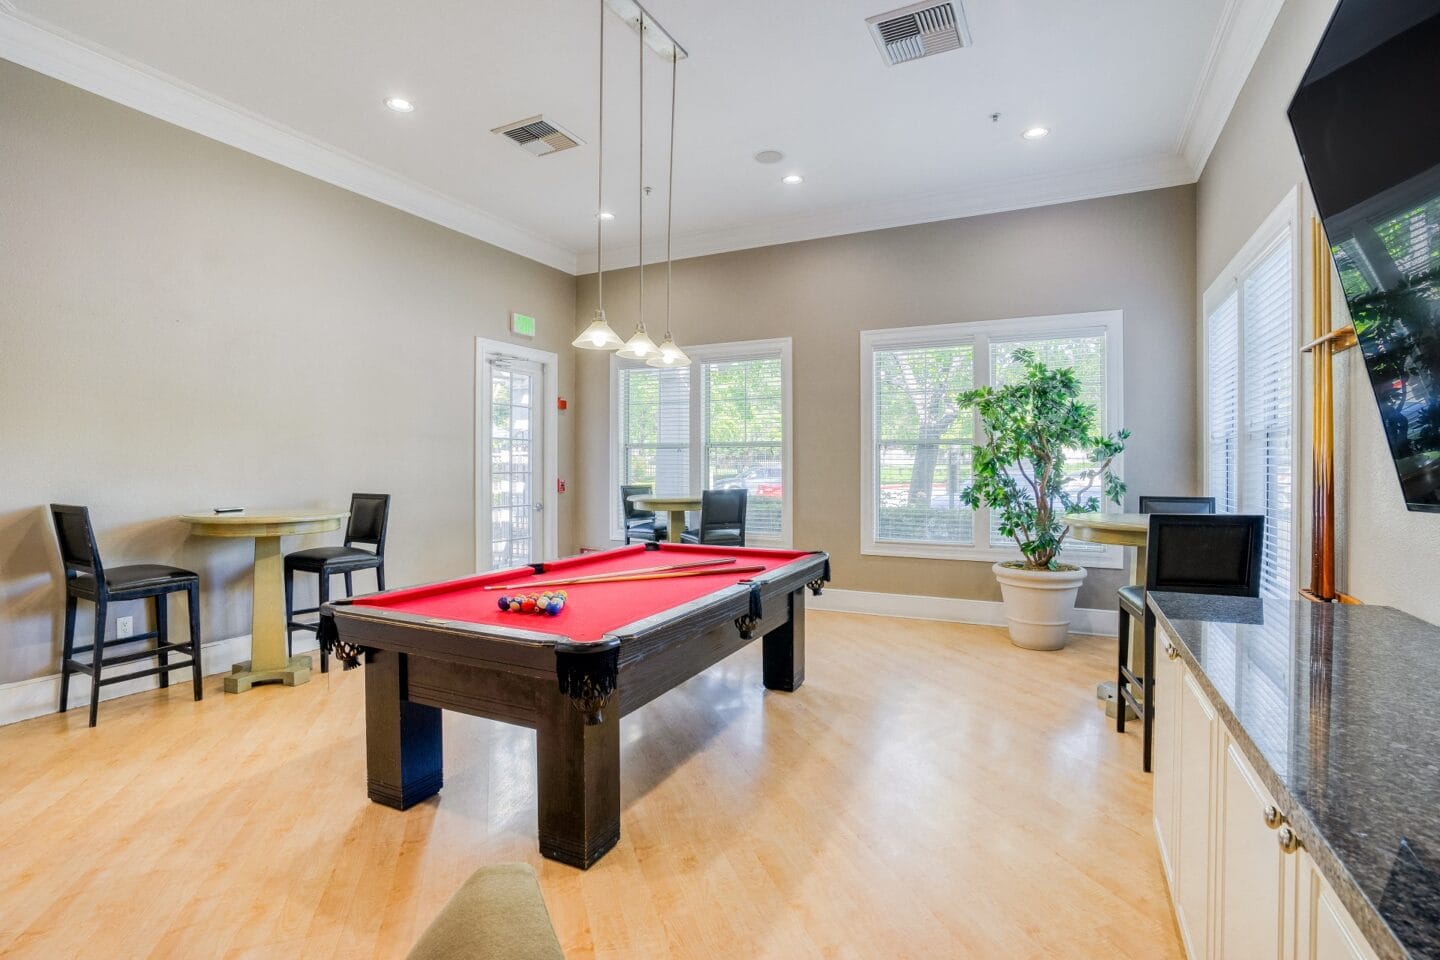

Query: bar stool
[
  {"left": 50, "top": 504, "right": 203, "bottom": 727},
  {"left": 681, "top": 489, "right": 748, "bottom": 546},
  {"left": 1117, "top": 513, "right": 1264, "bottom": 771},
  {"left": 285, "top": 493, "right": 389, "bottom": 673}
]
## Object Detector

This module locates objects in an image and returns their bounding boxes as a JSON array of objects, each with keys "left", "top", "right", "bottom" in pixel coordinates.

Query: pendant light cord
[
  {"left": 636, "top": 11, "right": 645, "bottom": 333},
  {"left": 665, "top": 50, "right": 676, "bottom": 338},
  {"left": 595, "top": 0, "right": 605, "bottom": 310}
]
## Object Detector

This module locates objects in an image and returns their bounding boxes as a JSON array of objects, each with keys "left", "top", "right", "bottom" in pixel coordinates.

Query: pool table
[{"left": 319, "top": 542, "right": 829, "bottom": 869}]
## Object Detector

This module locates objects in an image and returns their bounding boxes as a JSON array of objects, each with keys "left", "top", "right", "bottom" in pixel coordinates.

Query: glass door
[{"left": 488, "top": 356, "right": 545, "bottom": 568}]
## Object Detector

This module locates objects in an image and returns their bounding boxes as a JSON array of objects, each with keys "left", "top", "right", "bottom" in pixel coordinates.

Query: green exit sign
[{"left": 510, "top": 312, "right": 536, "bottom": 338}]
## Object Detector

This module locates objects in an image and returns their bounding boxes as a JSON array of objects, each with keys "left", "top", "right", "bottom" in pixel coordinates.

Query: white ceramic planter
[{"left": 991, "top": 562, "right": 1088, "bottom": 651}]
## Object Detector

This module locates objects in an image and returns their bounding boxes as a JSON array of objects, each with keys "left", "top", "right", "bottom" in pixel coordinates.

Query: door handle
[{"left": 534, "top": 502, "right": 544, "bottom": 512}]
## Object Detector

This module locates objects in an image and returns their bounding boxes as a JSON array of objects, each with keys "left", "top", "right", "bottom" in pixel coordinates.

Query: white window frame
[
  {"left": 609, "top": 337, "right": 794, "bottom": 547},
  {"left": 860, "top": 311, "right": 1125, "bottom": 568},
  {"left": 1200, "top": 187, "right": 1303, "bottom": 598}
]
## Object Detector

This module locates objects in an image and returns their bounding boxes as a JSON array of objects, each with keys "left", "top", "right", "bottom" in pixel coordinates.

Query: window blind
[
  {"left": 1242, "top": 240, "right": 1295, "bottom": 600},
  {"left": 871, "top": 343, "right": 975, "bottom": 544},
  {"left": 1204, "top": 231, "right": 1295, "bottom": 602},
  {"left": 619, "top": 365, "right": 690, "bottom": 496},
  {"left": 1205, "top": 291, "right": 1240, "bottom": 515},
  {"left": 988, "top": 333, "right": 1110, "bottom": 553},
  {"left": 703, "top": 356, "right": 785, "bottom": 539}
]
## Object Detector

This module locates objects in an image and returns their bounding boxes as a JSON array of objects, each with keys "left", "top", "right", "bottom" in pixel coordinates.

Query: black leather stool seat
[
  {"left": 71, "top": 564, "right": 199, "bottom": 598},
  {"left": 1117, "top": 584, "right": 1144, "bottom": 612},
  {"left": 285, "top": 546, "right": 380, "bottom": 571},
  {"left": 681, "top": 527, "right": 742, "bottom": 546}
]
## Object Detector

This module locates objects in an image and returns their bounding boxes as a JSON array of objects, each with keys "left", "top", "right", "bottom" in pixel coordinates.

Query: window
[
  {"left": 1203, "top": 191, "right": 1298, "bottom": 601},
  {"left": 611, "top": 339, "right": 792, "bottom": 544},
  {"left": 861, "top": 312, "right": 1124, "bottom": 566}
]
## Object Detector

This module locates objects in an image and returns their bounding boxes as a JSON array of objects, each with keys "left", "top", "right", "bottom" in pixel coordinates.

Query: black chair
[
  {"left": 1139, "top": 495, "right": 1217, "bottom": 514},
  {"left": 285, "top": 493, "right": 389, "bottom": 673},
  {"left": 1117, "top": 513, "right": 1264, "bottom": 771},
  {"left": 681, "top": 489, "right": 748, "bottom": 547},
  {"left": 621, "top": 484, "right": 666, "bottom": 544},
  {"left": 50, "top": 504, "right": 202, "bottom": 727}
]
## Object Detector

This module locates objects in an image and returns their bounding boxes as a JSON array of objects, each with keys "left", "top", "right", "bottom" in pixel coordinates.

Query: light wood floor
[{"left": 0, "top": 612, "right": 1181, "bottom": 959}]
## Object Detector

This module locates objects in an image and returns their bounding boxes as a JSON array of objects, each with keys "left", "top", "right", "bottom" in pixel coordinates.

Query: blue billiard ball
[{"left": 546, "top": 600, "right": 562, "bottom": 616}]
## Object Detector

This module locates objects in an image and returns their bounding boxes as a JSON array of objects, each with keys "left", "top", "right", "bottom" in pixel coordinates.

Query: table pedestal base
[
  {"left": 224, "top": 655, "right": 312, "bottom": 693},
  {"left": 1096, "top": 680, "right": 1139, "bottom": 721}
]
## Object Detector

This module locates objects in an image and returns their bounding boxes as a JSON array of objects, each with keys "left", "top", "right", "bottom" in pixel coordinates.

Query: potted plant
[{"left": 958, "top": 349, "right": 1128, "bottom": 650}]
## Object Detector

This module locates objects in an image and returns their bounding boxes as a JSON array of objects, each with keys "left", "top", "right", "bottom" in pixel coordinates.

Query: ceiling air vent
[
  {"left": 491, "top": 116, "right": 583, "bottom": 157},
  {"left": 866, "top": 1, "right": 971, "bottom": 66}
]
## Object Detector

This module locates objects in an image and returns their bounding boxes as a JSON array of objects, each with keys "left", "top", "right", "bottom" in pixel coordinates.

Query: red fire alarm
[
  {"left": 557, "top": 479, "right": 567, "bottom": 493},
  {"left": 557, "top": 397, "right": 568, "bottom": 411}
]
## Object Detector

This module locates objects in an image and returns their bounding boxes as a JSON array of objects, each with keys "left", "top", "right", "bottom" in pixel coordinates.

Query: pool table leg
[
  {"left": 365, "top": 648, "right": 444, "bottom": 810},
  {"left": 762, "top": 588, "right": 806, "bottom": 692},
  {"left": 536, "top": 694, "right": 620, "bottom": 869}
]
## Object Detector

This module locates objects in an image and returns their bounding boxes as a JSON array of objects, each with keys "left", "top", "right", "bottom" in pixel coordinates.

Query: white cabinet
[
  {"left": 1152, "top": 650, "right": 1383, "bottom": 960},
  {"left": 1174, "top": 669, "right": 1218, "bottom": 959},
  {"left": 1215, "top": 742, "right": 1289, "bottom": 960},
  {"left": 1151, "top": 636, "right": 1183, "bottom": 884},
  {"left": 1294, "top": 850, "right": 1381, "bottom": 960}
]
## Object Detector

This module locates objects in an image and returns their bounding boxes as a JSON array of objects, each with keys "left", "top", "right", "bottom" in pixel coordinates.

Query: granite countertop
[{"left": 1147, "top": 593, "right": 1440, "bottom": 960}]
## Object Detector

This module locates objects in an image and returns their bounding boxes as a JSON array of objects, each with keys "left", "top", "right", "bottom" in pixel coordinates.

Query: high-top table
[
  {"left": 179, "top": 509, "right": 348, "bottom": 693},
  {"left": 1064, "top": 511, "right": 1148, "bottom": 716},
  {"left": 627, "top": 494, "right": 701, "bottom": 543}
]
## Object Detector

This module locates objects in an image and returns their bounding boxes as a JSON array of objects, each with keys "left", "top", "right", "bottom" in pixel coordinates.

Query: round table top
[
  {"left": 1063, "top": 511, "right": 1148, "bottom": 547},
  {"left": 628, "top": 494, "right": 702, "bottom": 511},
  {"left": 178, "top": 509, "right": 349, "bottom": 538}
]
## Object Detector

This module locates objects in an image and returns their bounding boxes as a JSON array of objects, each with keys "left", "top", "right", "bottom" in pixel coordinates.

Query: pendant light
[
  {"left": 573, "top": 0, "right": 624, "bottom": 351},
  {"left": 648, "top": 50, "right": 690, "bottom": 369},
  {"left": 615, "top": 11, "right": 661, "bottom": 362}
]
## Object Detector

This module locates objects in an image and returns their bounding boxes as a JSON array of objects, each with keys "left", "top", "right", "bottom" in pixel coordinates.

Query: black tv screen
[{"left": 1288, "top": 0, "right": 1440, "bottom": 511}]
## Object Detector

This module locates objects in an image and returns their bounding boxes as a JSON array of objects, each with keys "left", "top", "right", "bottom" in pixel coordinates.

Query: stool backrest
[
  {"left": 699, "top": 488, "right": 748, "bottom": 542},
  {"left": 1139, "top": 496, "right": 1216, "bottom": 514},
  {"left": 1146, "top": 514, "right": 1265, "bottom": 597},
  {"left": 50, "top": 504, "right": 104, "bottom": 579},
  {"left": 346, "top": 493, "right": 391, "bottom": 556},
  {"left": 621, "top": 484, "right": 654, "bottom": 522}
]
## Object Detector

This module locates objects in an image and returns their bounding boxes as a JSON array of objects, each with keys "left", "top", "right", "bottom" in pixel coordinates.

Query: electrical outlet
[{"left": 117, "top": 616, "right": 134, "bottom": 640}]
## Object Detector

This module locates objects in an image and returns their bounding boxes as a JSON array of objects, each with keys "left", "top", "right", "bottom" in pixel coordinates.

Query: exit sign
[{"left": 510, "top": 312, "right": 536, "bottom": 338}]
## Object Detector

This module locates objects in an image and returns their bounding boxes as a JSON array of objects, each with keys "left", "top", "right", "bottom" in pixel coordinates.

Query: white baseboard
[
  {"left": 0, "top": 632, "right": 321, "bottom": 727},
  {"left": 808, "top": 587, "right": 1118, "bottom": 637}
]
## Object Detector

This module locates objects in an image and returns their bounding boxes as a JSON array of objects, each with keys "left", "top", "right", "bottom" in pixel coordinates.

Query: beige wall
[
  {"left": 0, "top": 60, "right": 578, "bottom": 685},
  {"left": 574, "top": 187, "right": 1199, "bottom": 610},
  {"left": 1195, "top": 0, "right": 1440, "bottom": 624}
]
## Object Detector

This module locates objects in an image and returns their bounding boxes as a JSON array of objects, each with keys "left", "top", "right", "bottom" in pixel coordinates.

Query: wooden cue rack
[{"left": 1299, "top": 216, "right": 1361, "bottom": 605}]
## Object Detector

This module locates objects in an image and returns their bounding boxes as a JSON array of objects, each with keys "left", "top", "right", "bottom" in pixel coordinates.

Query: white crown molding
[
  {"left": 0, "top": 9, "right": 580, "bottom": 274},
  {"left": 1174, "top": 0, "right": 1287, "bottom": 178},
  {"left": 583, "top": 152, "right": 1196, "bottom": 273}
]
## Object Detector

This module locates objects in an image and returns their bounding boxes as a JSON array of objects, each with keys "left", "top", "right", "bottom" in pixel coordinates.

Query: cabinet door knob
[
  {"left": 1277, "top": 826, "right": 1301, "bottom": 854},
  {"left": 1164, "top": 641, "right": 1180, "bottom": 661},
  {"left": 1263, "top": 805, "right": 1285, "bottom": 829}
]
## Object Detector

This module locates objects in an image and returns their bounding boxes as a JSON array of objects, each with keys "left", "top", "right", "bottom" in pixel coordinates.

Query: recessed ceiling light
[
  {"left": 384, "top": 96, "right": 415, "bottom": 113},
  {"left": 781, "top": 174, "right": 804, "bottom": 185},
  {"left": 596, "top": 211, "right": 615, "bottom": 221},
  {"left": 755, "top": 150, "right": 784, "bottom": 164},
  {"left": 1022, "top": 126, "right": 1050, "bottom": 140}
]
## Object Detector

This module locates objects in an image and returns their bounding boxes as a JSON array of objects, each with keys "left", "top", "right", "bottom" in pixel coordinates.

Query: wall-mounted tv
[{"left": 1288, "top": 0, "right": 1440, "bottom": 511}]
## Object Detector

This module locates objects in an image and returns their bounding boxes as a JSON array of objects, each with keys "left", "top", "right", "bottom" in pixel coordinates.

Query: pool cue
[
  {"left": 504, "top": 564, "right": 767, "bottom": 589},
  {"left": 483, "top": 557, "right": 737, "bottom": 591}
]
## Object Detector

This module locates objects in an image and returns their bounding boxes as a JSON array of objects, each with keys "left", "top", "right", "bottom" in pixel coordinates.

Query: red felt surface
[{"left": 353, "top": 543, "right": 815, "bottom": 643}]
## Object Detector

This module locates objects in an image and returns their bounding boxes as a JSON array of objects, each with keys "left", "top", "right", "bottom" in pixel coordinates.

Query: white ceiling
[{"left": 0, "top": 0, "right": 1283, "bottom": 274}]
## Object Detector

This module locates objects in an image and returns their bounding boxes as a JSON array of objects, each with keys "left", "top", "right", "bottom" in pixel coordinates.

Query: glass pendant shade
[
  {"left": 647, "top": 334, "right": 691, "bottom": 367},
  {"left": 616, "top": 325, "right": 660, "bottom": 360},
  {"left": 572, "top": 309, "right": 624, "bottom": 350}
]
